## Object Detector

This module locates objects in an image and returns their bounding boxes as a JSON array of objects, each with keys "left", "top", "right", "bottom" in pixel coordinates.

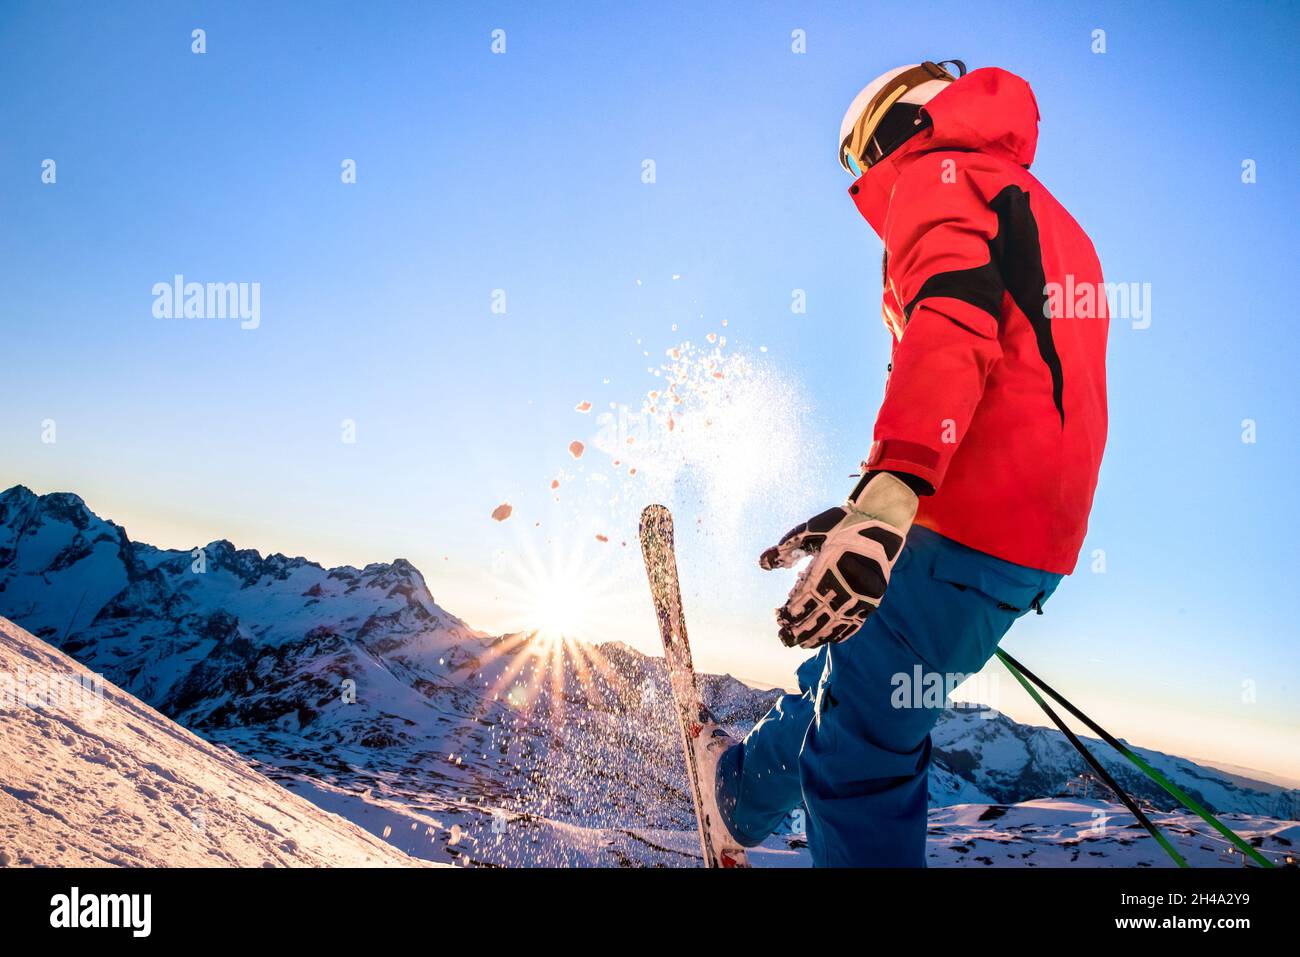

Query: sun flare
[
  {"left": 496, "top": 529, "right": 626, "bottom": 649},
  {"left": 529, "top": 576, "right": 589, "bottom": 642},
  {"left": 473, "top": 533, "right": 636, "bottom": 721}
]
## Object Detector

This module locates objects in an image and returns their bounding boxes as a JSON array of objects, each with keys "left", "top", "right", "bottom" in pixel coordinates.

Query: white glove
[{"left": 759, "top": 471, "right": 919, "bottom": 649}]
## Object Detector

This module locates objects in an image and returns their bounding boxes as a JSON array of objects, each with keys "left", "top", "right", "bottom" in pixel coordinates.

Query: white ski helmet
[{"left": 838, "top": 60, "right": 966, "bottom": 176}]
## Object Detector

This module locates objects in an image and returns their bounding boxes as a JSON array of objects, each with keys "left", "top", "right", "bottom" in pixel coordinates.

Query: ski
[{"left": 639, "top": 504, "right": 749, "bottom": 868}]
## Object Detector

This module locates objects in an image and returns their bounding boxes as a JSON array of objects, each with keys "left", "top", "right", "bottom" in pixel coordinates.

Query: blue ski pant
[{"left": 716, "top": 525, "right": 1063, "bottom": 867}]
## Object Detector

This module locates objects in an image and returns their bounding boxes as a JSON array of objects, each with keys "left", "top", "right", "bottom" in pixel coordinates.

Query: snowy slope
[
  {"left": 630, "top": 798, "right": 1299, "bottom": 868},
  {"left": 925, "top": 799, "right": 1298, "bottom": 867},
  {"left": 1, "top": 484, "right": 1295, "bottom": 868},
  {"left": 0, "top": 616, "right": 435, "bottom": 867}
]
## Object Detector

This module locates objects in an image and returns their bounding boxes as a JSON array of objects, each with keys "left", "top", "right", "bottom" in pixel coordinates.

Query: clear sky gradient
[{"left": 3, "top": 1, "right": 1298, "bottom": 781}]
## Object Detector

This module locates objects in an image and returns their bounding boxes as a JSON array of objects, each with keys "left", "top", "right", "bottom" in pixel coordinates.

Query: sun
[
  {"left": 495, "top": 529, "right": 617, "bottom": 648},
  {"left": 476, "top": 531, "right": 633, "bottom": 720},
  {"left": 530, "top": 576, "right": 589, "bottom": 642}
]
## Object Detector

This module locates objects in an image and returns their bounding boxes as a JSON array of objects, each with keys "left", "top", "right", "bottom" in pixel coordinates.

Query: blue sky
[{"left": 3, "top": 0, "right": 1298, "bottom": 780}]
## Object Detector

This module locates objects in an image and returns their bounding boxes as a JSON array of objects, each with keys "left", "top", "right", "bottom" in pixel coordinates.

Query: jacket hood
[
  {"left": 921, "top": 66, "right": 1039, "bottom": 167},
  {"left": 849, "top": 67, "right": 1040, "bottom": 236}
]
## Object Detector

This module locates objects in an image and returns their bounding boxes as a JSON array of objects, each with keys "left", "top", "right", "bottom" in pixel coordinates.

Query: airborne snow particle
[
  {"left": 568, "top": 440, "right": 585, "bottom": 459},
  {"left": 491, "top": 503, "right": 513, "bottom": 522},
  {"left": 575, "top": 401, "right": 592, "bottom": 413},
  {"left": 449, "top": 824, "right": 463, "bottom": 846},
  {"left": 672, "top": 273, "right": 681, "bottom": 280},
  {"left": 595, "top": 534, "right": 609, "bottom": 543},
  {"left": 382, "top": 825, "right": 393, "bottom": 838},
  {"left": 707, "top": 333, "right": 717, "bottom": 343}
]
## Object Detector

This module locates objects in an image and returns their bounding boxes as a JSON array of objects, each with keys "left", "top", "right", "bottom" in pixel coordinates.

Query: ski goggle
[{"left": 839, "top": 60, "right": 966, "bottom": 176}]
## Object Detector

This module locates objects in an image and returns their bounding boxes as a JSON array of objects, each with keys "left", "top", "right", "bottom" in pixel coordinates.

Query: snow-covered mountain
[
  {"left": 0, "top": 615, "right": 434, "bottom": 867},
  {"left": 1, "top": 484, "right": 1295, "bottom": 867},
  {"left": 932, "top": 705, "right": 1300, "bottom": 821}
]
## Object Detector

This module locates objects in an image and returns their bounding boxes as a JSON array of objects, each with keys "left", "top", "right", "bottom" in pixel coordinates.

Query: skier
[{"left": 694, "top": 62, "right": 1109, "bottom": 866}]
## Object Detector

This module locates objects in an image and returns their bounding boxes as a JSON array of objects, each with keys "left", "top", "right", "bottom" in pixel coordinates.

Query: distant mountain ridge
[{"left": 1, "top": 484, "right": 1295, "bottom": 866}]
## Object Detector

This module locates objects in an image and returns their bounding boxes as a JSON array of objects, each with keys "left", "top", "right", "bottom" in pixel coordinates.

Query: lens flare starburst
[{"left": 478, "top": 528, "right": 631, "bottom": 721}]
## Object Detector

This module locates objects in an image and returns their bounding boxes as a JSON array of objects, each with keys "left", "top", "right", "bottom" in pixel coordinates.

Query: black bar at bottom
[{"left": 0, "top": 865, "right": 1293, "bottom": 943}]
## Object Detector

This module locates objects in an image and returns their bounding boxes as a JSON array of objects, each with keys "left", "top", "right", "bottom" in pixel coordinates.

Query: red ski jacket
[{"left": 850, "top": 68, "right": 1108, "bottom": 575}]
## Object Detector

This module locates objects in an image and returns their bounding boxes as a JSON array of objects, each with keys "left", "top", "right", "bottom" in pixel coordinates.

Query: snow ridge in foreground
[{"left": 0, "top": 616, "right": 435, "bottom": 868}]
